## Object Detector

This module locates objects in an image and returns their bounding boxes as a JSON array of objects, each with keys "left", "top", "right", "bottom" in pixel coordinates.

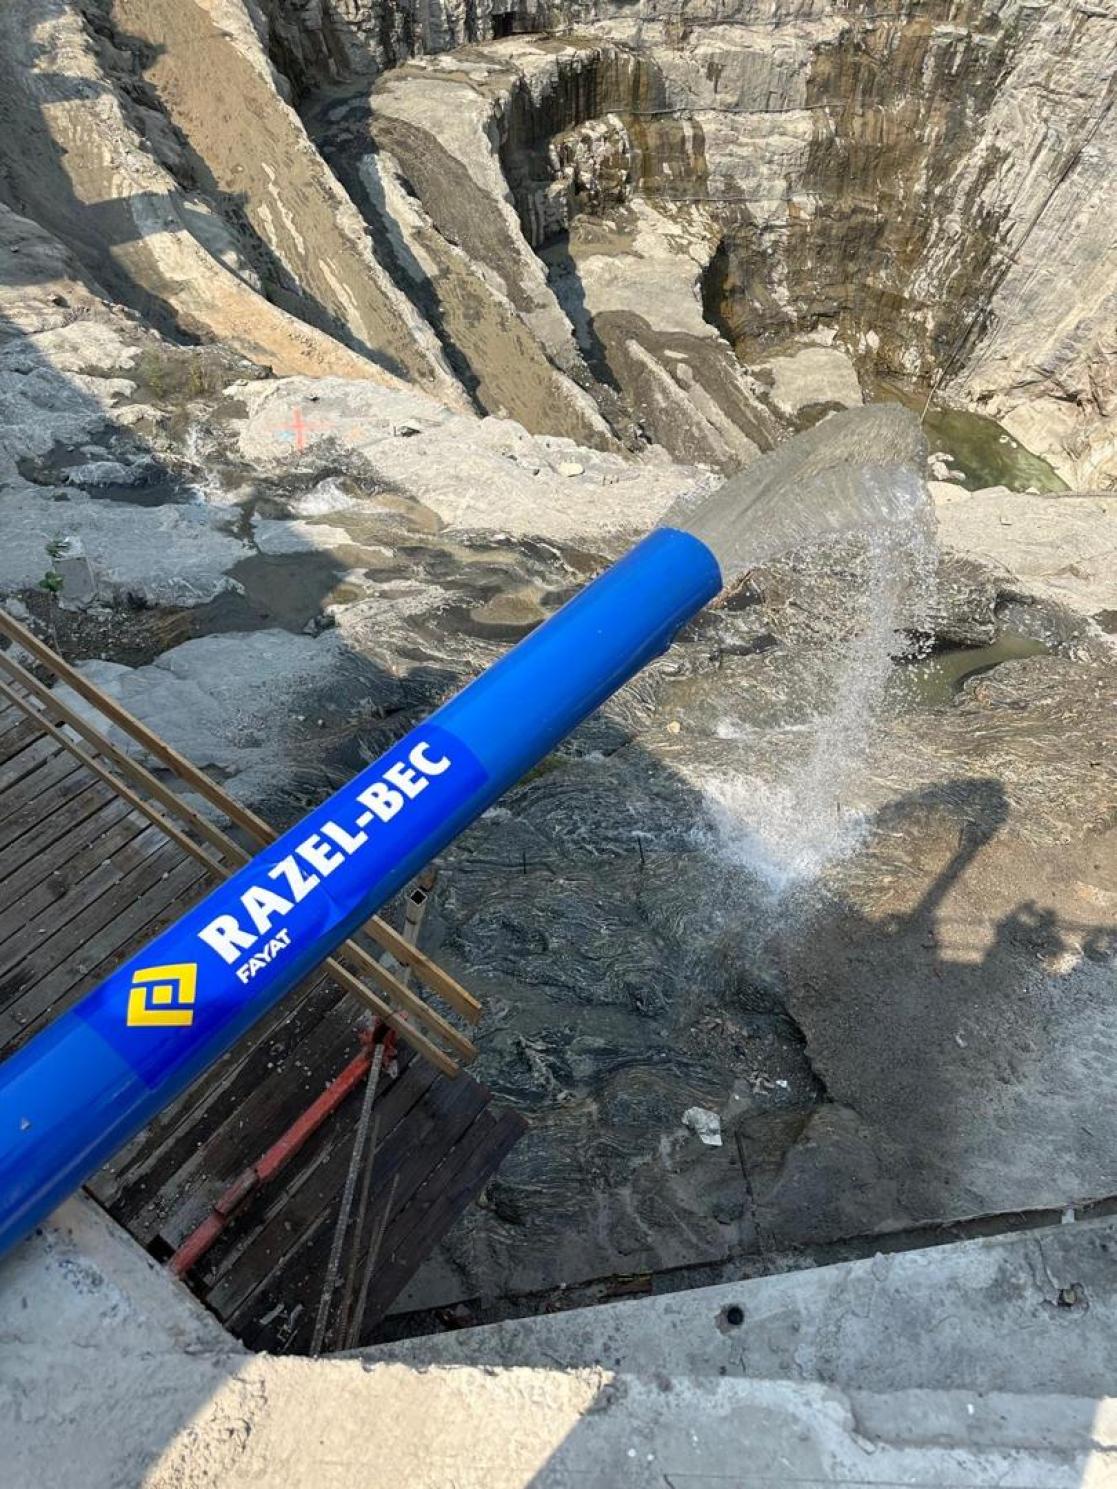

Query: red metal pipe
[{"left": 168, "top": 1026, "right": 394, "bottom": 1278}]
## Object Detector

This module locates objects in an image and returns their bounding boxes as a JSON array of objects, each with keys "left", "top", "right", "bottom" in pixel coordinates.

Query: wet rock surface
[{"left": 394, "top": 562, "right": 1117, "bottom": 1314}]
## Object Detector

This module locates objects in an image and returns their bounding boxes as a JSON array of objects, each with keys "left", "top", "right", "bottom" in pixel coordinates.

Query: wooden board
[{"left": 0, "top": 676, "right": 526, "bottom": 1349}]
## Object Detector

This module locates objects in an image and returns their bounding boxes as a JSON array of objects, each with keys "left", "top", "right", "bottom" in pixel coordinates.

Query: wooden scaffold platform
[{"left": 0, "top": 609, "right": 525, "bottom": 1351}]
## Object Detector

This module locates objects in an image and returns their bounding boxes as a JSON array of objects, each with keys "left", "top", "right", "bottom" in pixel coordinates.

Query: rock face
[
  {"left": 252, "top": 0, "right": 500, "bottom": 84},
  {"left": 0, "top": 0, "right": 426, "bottom": 386},
  {"left": 103, "top": 0, "right": 465, "bottom": 399},
  {"left": 3, "top": 1, "right": 1114, "bottom": 478},
  {"left": 0, "top": 0, "right": 1116, "bottom": 1341},
  {"left": 578, "top": 1, "right": 1117, "bottom": 485},
  {"left": 933, "top": 483, "right": 1117, "bottom": 622},
  {"left": 327, "top": 38, "right": 784, "bottom": 468}
]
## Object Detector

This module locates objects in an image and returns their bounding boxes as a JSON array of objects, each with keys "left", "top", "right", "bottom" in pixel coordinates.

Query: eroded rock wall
[
  {"left": 573, "top": 1, "right": 1117, "bottom": 481},
  {"left": 6, "top": 0, "right": 1112, "bottom": 476},
  {"left": 329, "top": 39, "right": 780, "bottom": 468},
  {"left": 297, "top": 0, "right": 1117, "bottom": 482},
  {"left": 0, "top": 0, "right": 400, "bottom": 382},
  {"left": 101, "top": 0, "right": 465, "bottom": 400}
]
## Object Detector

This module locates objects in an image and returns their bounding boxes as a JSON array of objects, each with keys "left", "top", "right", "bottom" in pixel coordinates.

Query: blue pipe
[{"left": 0, "top": 527, "right": 722, "bottom": 1257}]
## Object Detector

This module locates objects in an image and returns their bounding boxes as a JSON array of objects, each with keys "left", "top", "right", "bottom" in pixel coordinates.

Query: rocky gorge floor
[{"left": 0, "top": 0, "right": 1115, "bottom": 1338}]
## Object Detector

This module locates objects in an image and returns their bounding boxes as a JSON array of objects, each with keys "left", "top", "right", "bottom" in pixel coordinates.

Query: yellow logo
[{"left": 126, "top": 963, "right": 198, "bottom": 1028}]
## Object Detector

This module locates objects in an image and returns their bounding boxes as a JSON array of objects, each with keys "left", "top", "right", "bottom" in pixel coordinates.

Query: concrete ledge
[
  {"left": 365, "top": 1217, "right": 1117, "bottom": 1397},
  {"left": 3, "top": 1201, "right": 1116, "bottom": 1488}
]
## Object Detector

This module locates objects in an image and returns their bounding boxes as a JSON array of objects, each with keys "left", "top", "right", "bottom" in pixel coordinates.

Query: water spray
[{"left": 0, "top": 406, "right": 930, "bottom": 1258}]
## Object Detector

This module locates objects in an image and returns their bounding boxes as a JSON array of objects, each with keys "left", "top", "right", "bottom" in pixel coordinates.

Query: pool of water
[
  {"left": 872, "top": 379, "right": 1069, "bottom": 493},
  {"left": 889, "top": 630, "right": 1051, "bottom": 709}
]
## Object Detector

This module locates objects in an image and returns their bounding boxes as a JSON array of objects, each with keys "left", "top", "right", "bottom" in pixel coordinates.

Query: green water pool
[
  {"left": 889, "top": 631, "right": 1050, "bottom": 709},
  {"left": 873, "top": 379, "right": 1069, "bottom": 493}
]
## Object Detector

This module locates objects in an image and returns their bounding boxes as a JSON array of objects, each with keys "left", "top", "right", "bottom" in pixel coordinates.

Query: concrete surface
[
  {"left": 3, "top": 1195, "right": 1117, "bottom": 1488},
  {"left": 372, "top": 1214, "right": 1117, "bottom": 1395}
]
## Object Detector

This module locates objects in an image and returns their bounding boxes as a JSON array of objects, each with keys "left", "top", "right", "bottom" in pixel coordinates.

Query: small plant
[
  {"left": 38, "top": 534, "right": 70, "bottom": 652},
  {"left": 39, "top": 535, "right": 70, "bottom": 596}
]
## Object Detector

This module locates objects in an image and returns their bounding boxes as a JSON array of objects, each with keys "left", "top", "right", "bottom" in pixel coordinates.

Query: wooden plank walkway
[
  {"left": 0, "top": 705, "right": 210, "bottom": 1049},
  {"left": 0, "top": 663, "right": 525, "bottom": 1349}
]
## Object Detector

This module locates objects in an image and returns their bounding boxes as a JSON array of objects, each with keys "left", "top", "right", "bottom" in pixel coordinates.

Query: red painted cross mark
[
  {"left": 289, "top": 407, "right": 309, "bottom": 452},
  {"left": 273, "top": 407, "right": 332, "bottom": 451}
]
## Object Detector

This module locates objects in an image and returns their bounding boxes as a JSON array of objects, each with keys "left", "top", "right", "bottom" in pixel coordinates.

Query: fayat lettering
[{"left": 198, "top": 738, "right": 451, "bottom": 982}]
